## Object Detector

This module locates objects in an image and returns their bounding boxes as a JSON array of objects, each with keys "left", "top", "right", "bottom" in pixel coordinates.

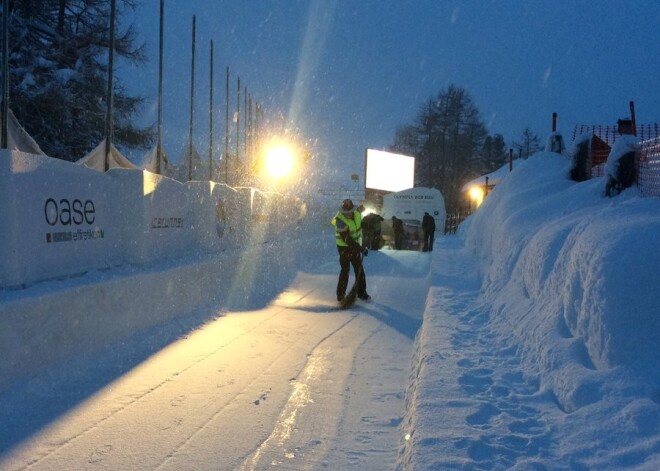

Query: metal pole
[
  {"left": 104, "top": 0, "right": 117, "bottom": 172},
  {"left": 236, "top": 76, "right": 240, "bottom": 169},
  {"left": 156, "top": 0, "right": 164, "bottom": 174},
  {"left": 209, "top": 39, "right": 213, "bottom": 181},
  {"left": 254, "top": 103, "right": 260, "bottom": 168},
  {"left": 224, "top": 66, "right": 229, "bottom": 184},
  {"left": 248, "top": 94, "right": 252, "bottom": 173},
  {"left": 244, "top": 86, "right": 247, "bottom": 167},
  {"left": 188, "top": 15, "right": 196, "bottom": 181},
  {"left": 1, "top": 0, "right": 8, "bottom": 149}
]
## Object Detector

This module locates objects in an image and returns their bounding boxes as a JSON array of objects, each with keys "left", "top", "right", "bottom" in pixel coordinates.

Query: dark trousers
[
  {"left": 336, "top": 246, "right": 367, "bottom": 298},
  {"left": 423, "top": 230, "right": 435, "bottom": 251},
  {"left": 394, "top": 232, "right": 403, "bottom": 250}
]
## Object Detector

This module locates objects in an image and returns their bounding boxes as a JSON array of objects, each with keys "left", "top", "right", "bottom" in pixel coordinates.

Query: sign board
[{"left": 364, "top": 148, "right": 415, "bottom": 192}]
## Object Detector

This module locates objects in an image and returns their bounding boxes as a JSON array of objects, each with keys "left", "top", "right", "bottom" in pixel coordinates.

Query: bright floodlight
[
  {"left": 469, "top": 186, "right": 484, "bottom": 207},
  {"left": 365, "top": 149, "right": 415, "bottom": 192},
  {"left": 265, "top": 145, "right": 294, "bottom": 179}
]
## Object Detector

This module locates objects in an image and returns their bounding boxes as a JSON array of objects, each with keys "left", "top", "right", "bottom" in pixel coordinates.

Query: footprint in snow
[{"left": 88, "top": 444, "right": 113, "bottom": 463}]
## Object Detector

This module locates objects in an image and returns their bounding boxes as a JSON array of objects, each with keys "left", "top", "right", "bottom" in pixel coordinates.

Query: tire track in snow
[
  {"left": 157, "top": 308, "right": 360, "bottom": 471},
  {"left": 232, "top": 264, "right": 427, "bottom": 471},
  {"left": 232, "top": 313, "right": 372, "bottom": 471},
  {"left": 11, "top": 289, "right": 347, "bottom": 470}
]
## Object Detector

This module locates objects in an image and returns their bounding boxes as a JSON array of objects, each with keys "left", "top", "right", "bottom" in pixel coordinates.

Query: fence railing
[{"left": 444, "top": 210, "right": 471, "bottom": 235}]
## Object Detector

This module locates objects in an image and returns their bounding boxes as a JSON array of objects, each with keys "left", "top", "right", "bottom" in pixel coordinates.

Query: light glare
[
  {"left": 265, "top": 146, "right": 294, "bottom": 179},
  {"left": 469, "top": 186, "right": 484, "bottom": 207}
]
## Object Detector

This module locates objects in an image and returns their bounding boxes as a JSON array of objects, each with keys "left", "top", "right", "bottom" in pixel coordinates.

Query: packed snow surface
[{"left": 1, "top": 152, "right": 659, "bottom": 469}]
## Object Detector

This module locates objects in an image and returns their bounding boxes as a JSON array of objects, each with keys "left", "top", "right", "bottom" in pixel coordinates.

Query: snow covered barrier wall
[
  {"left": 0, "top": 150, "right": 133, "bottom": 287},
  {"left": 183, "top": 180, "right": 226, "bottom": 253},
  {"left": 0, "top": 150, "right": 252, "bottom": 288},
  {"left": 0, "top": 149, "right": 323, "bottom": 387}
]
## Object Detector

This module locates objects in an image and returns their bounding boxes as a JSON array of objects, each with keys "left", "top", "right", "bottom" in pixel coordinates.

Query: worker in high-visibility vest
[{"left": 331, "top": 198, "right": 370, "bottom": 303}]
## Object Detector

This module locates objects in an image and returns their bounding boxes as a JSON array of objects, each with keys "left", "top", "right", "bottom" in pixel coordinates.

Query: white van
[{"left": 380, "top": 187, "right": 445, "bottom": 249}]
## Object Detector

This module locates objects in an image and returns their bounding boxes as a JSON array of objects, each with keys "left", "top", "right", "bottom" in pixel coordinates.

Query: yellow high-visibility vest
[{"left": 332, "top": 211, "right": 362, "bottom": 247}]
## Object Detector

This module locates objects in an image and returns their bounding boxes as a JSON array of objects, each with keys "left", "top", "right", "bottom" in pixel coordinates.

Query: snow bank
[
  {"left": 462, "top": 152, "right": 660, "bottom": 408},
  {"left": 399, "top": 153, "right": 660, "bottom": 469}
]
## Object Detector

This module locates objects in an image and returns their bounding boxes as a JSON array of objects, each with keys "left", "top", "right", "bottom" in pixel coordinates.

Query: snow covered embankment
[
  {"left": 398, "top": 153, "right": 660, "bottom": 469},
  {"left": 463, "top": 153, "right": 660, "bottom": 405},
  {"left": 0, "top": 236, "right": 328, "bottom": 390}
]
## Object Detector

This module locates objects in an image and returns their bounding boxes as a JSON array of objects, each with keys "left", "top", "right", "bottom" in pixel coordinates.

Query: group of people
[
  {"left": 331, "top": 199, "right": 437, "bottom": 304},
  {"left": 390, "top": 213, "right": 435, "bottom": 251}
]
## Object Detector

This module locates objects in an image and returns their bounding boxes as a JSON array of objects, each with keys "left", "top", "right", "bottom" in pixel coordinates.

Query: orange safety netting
[{"left": 571, "top": 124, "right": 660, "bottom": 195}]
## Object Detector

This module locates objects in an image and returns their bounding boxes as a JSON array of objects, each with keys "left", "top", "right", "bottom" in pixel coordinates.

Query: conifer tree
[
  {"left": 513, "top": 127, "right": 542, "bottom": 160},
  {"left": 5, "top": 0, "right": 154, "bottom": 160},
  {"left": 392, "top": 84, "right": 495, "bottom": 213},
  {"left": 480, "top": 134, "right": 508, "bottom": 172}
]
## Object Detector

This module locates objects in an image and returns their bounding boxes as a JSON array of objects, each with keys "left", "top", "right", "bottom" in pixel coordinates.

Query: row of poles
[
  {"left": 152, "top": 1, "right": 266, "bottom": 184},
  {"left": 0, "top": 0, "right": 265, "bottom": 186}
]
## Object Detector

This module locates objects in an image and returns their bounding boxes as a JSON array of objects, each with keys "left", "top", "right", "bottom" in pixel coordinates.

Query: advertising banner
[{"left": 0, "top": 151, "right": 127, "bottom": 287}]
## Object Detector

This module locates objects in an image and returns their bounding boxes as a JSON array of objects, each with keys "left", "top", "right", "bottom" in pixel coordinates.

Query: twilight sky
[{"left": 124, "top": 0, "right": 660, "bottom": 185}]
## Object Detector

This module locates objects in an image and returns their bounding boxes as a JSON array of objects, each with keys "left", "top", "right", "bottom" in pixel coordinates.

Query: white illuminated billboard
[{"left": 365, "top": 149, "right": 415, "bottom": 192}]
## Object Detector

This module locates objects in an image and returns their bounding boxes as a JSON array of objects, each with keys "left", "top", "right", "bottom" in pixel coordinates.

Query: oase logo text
[{"left": 44, "top": 197, "right": 104, "bottom": 243}]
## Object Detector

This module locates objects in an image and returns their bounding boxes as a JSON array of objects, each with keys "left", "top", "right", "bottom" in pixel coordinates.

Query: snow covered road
[
  {"left": 3, "top": 156, "right": 659, "bottom": 469},
  {"left": 0, "top": 250, "right": 430, "bottom": 470}
]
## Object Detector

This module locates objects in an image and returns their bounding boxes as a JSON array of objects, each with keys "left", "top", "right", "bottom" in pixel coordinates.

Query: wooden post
[{"left": 630, "top": 101, "right": 637, "bottom": 137}]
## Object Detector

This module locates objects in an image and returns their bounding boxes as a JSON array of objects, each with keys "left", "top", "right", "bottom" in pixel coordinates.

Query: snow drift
[
  {"left": 399, "top": 151, "right": 659, "bottom": 470},
  {"left": 461, "top": 152, "right": 660, "bottom": 409}
]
